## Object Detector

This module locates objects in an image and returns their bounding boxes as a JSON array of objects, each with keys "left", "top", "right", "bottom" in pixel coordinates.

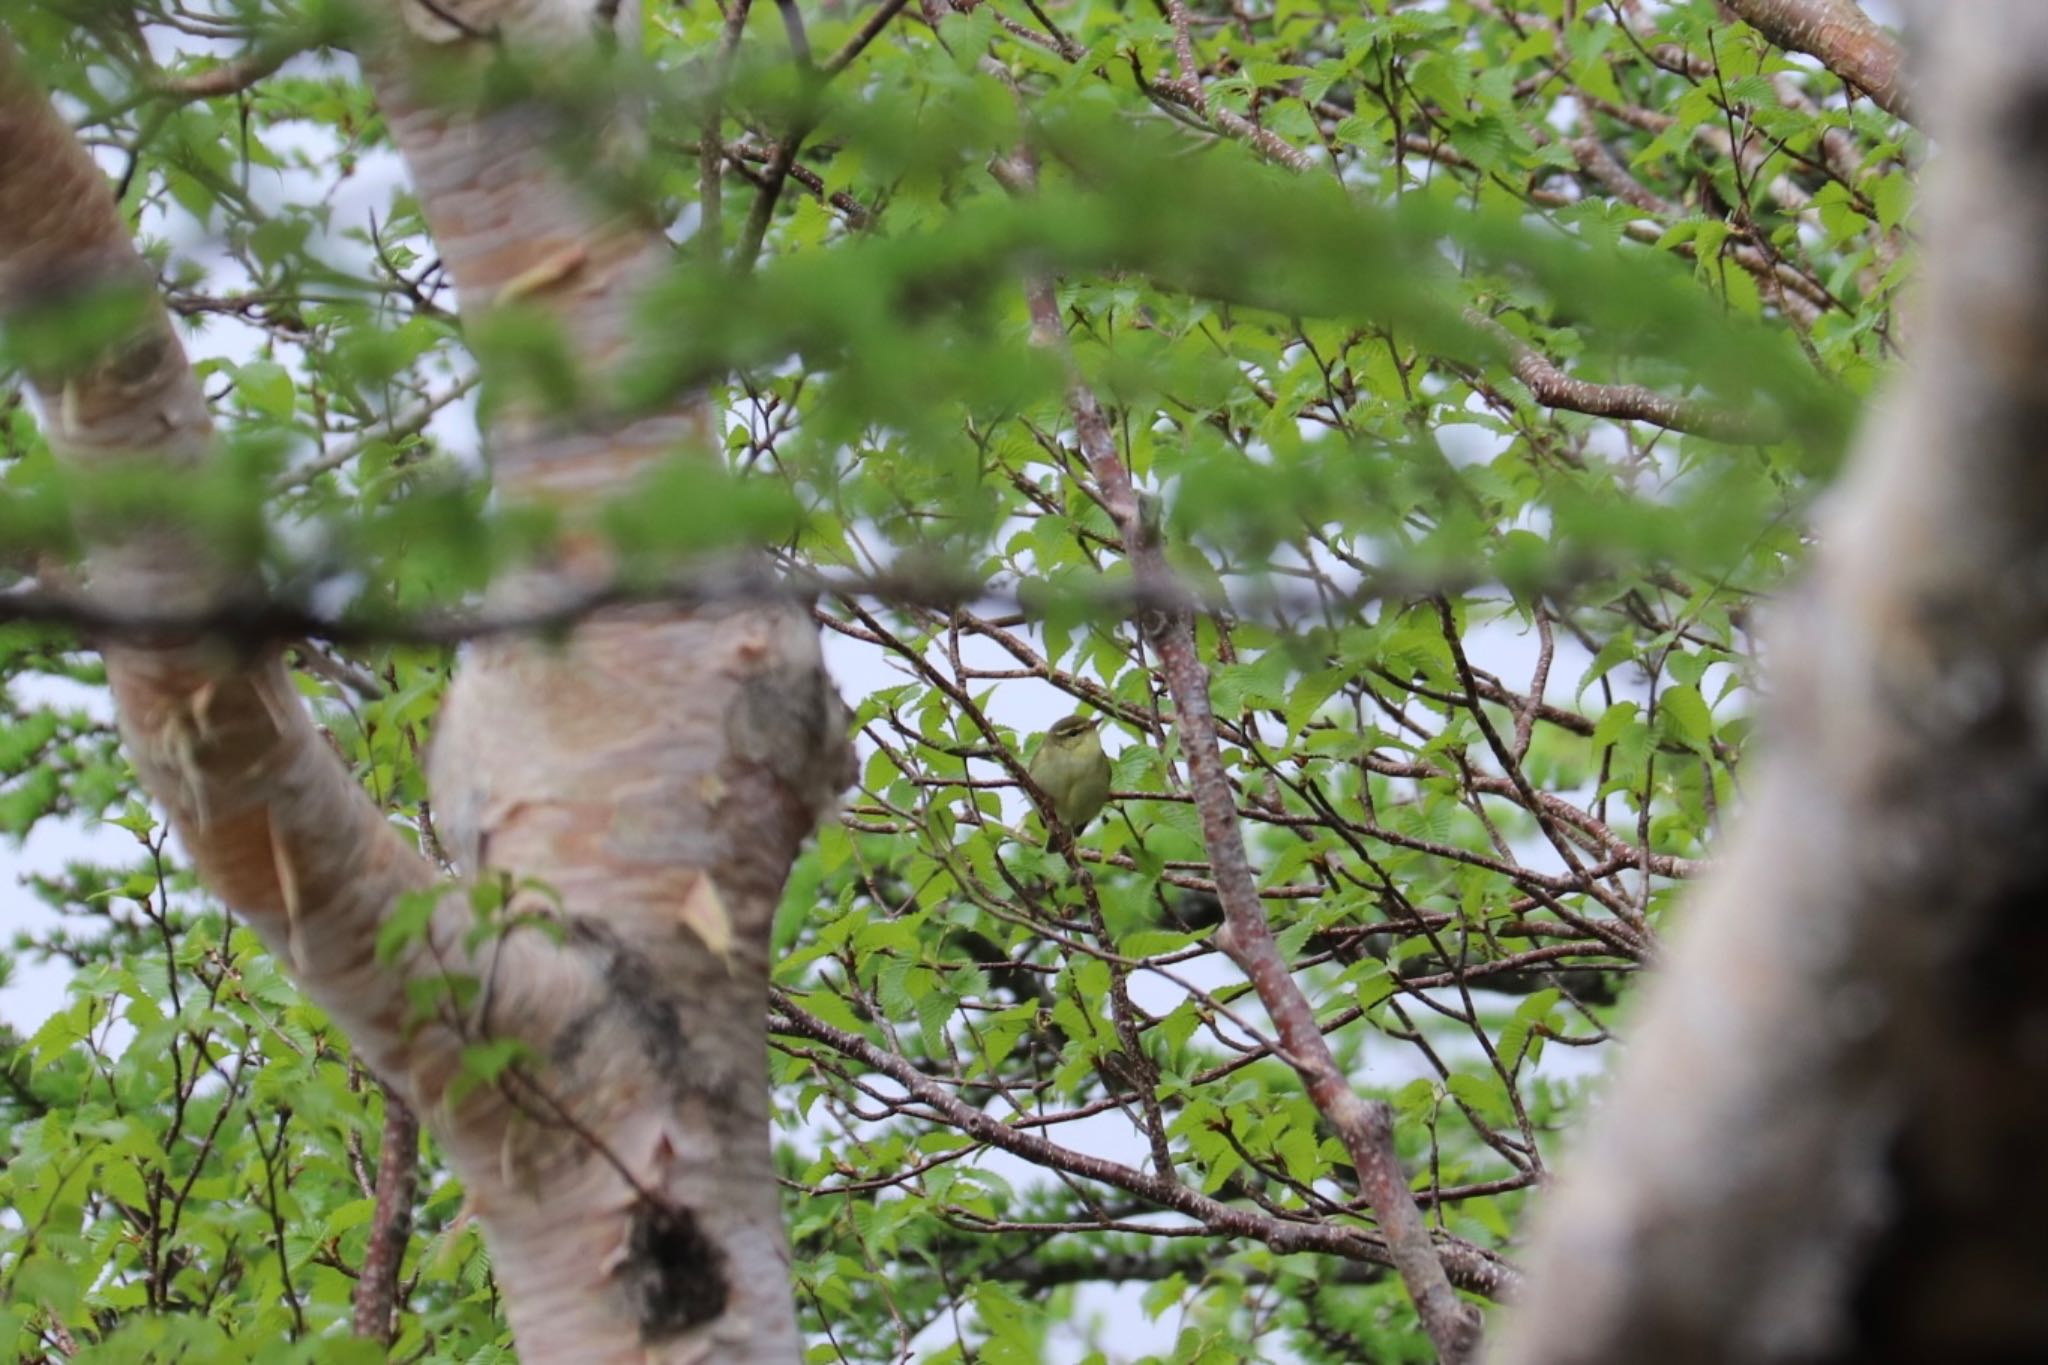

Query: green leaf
[
  {"left": 1658, "top": 683, "right": 1715, "bottom": 752},
  {"left": 234, "top": 360, "right": 295, "bottom": 421}
]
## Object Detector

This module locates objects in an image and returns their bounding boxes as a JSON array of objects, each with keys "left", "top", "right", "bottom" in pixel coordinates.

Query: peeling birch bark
[{"left": 0, "top": 1, "right": 852, "bottom": 1355}]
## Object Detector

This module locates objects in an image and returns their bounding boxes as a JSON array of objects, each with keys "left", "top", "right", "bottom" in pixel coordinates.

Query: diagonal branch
[
  {"left": 1722, "top": 0, "right": 1914, "bottom": 124},
  {"left": 1468, "top": 309, "right": 1778, "bottom": 442}
]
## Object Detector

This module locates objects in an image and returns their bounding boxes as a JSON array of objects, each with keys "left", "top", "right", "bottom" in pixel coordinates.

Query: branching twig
[
  {"left": 272, "top": 374, "right": 479, "bottom": 493},
  {"left": 769, "top": 993, "right": 1521, "bottom": 1303}
]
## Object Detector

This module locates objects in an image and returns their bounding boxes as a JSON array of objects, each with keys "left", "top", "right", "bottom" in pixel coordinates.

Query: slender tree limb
[
  {"left": 154, "top": 44, "right": 293, "bottom": 99},
  {"left": 734, "top": 101, "right": 817, "bottom": 269},
  {"left": 698, "top": 0, "right": 756, "bottom": 260},
  {"left": 351, "top": 1086, "right": 419, "bottom": 1343},
  {"left": 684, "top": 136, "right": 873, "bottom": 226},
  {"left": 1467, "top": 309, "right": 1776, "bottom": 442},
  {"left": 821, "top": 0, "right": 917, "bottom": 78},
  {"left": 272, "top": 373, "right": 479, "bottom": 492}
]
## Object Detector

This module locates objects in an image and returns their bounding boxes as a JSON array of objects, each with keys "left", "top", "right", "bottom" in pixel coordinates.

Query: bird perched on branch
[{"left": 1028, "top": 713, "right": 1111, "bottom": 833}]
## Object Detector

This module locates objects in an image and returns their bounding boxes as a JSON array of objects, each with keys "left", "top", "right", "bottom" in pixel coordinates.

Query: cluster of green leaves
[
  {"left": 0, "top": 813, "right": 503, "bottom": 1362},
  {"left": 0, "top": 0, "right": 1914, "bottom": 1360}
]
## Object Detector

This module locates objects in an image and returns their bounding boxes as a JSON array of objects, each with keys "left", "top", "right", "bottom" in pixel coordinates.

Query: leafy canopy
[{"left": 0, "top": 0, "right": 1910, "bottom": 1359}]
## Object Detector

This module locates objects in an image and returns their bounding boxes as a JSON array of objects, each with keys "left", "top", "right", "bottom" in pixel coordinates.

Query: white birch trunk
[{"left": 0, "top": 2, "right": 851, "bottom": 1355}]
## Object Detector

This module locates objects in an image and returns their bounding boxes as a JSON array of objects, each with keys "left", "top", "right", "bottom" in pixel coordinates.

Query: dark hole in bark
[
  {"left": 620, "top": 1199, "right": 728, "bottom": 1340},
  {"left": 107, "top": 330, "right": 168, "bottom": 386},
  {"left": 2006, "top": 83, "right": 2048, "bottom": 160}
]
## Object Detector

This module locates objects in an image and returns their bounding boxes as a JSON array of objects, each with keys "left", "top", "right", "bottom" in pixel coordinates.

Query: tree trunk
[
  {"left": 1502, "top": 6, "right": 2048, "bottom": 1360},
  {"left": 0, "top": 1, "right": 850, "bottom": 1356}
]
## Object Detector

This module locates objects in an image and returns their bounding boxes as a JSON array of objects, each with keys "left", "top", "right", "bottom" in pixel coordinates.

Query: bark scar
[{"left": 618, "top": 1198, "right": 728, "bottom": 1341}]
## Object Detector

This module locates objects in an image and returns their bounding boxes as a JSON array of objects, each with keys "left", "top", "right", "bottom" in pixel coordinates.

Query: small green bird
[{"left": 1028, "top": 713, "right": 1112, "bottom": 832}]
